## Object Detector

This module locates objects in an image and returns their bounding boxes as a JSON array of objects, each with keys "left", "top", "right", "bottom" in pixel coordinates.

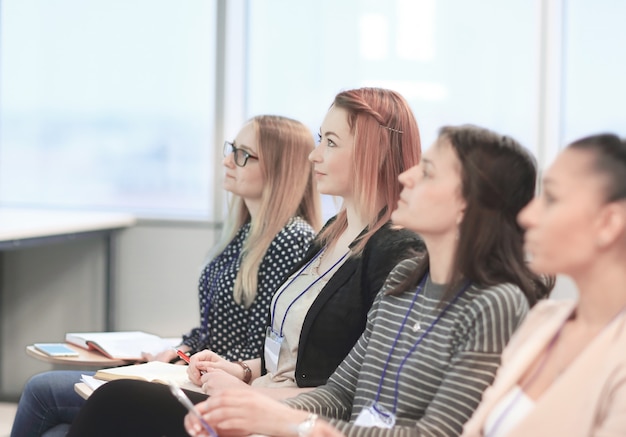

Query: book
[
  {"left": 80, "top": 374, "right": 107, "bottom": 391},
  {"left": 65, "top": 331, "right": 176, "bottom": 360},
  {"left": 93, "top": 361, "right": 203, "bottom": 393}
]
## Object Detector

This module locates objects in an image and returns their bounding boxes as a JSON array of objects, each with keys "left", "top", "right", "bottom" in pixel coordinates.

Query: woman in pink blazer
[{"left": 462, "top": 133, "right": 626, "bottom": 437}]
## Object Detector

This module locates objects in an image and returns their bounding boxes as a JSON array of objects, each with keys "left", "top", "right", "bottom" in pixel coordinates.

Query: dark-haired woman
[
  {"left": 462, "top": 133, "right": 626, "bottom": 437},
  {"left": 182, "top": 125, "right": 553, "bottom": 437}
]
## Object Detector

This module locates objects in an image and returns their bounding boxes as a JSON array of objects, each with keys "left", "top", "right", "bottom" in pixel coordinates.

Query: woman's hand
[
  {"left": 187, "top": 350, "right": 243, "bottom": 386},
  {"left": 199, "top": 369, "right": 249, "bottom": 395},
  {"left": 184, "top": 389, "right": 309, "bottom": 437}
]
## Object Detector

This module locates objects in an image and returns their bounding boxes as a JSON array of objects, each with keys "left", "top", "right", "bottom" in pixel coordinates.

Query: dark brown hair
[
  {"left": 390, "top": 125, "right": 553, "bottom": 306},
  {"left": 568, "top": 133, "right": 626, "bottom": 202}
]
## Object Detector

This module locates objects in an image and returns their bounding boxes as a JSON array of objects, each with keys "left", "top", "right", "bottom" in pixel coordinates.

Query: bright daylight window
[
  {"left": 0, "top": 0, "right": 216, "bottom": 218},
  {"left": 246, "top": 0, "right": 537, "bottom": 150},
  {"left": 562, "top": 0, "right": 626, "bottom": 146},
  {"left": 245, "top": 0, "right": 537, "bottom": 219}
]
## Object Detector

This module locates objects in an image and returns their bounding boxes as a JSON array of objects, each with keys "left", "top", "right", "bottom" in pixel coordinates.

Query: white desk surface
[{"left": 0, "top": 208, "right": 136, "bottom": 241}]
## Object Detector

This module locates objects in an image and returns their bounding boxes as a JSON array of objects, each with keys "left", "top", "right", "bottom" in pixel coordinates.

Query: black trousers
[{"left": 66, "top": 379, "right": 209, "bottom": 437}]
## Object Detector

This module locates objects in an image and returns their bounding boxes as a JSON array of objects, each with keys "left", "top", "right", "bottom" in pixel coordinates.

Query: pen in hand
[
  {"left": 176, "top": 348, "right": 191, "bottom": 364},
  {"left": 168, "top": 382, "right": 217, "bottom": 437},
  {"left": 175, "top": 348, "right": 207, "bottom": 375}
]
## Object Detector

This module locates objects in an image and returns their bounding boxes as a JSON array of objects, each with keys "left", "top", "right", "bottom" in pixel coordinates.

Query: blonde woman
[
  {"left": 11, "top": 115, "right": 321, "bottom": 437},
  {"left": 172, "top": 114, "right": 322, "bottom": 361}
]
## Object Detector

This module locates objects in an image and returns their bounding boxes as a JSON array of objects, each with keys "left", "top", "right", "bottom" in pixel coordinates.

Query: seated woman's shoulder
[
  {"left": 379, "top": 256, "right": 424, "bottom": 292},
  {"left": 372, "top": 223, "right": 425, "bottom": 254},
  {"left": 474, "top": 282, "right": 526, "bottom": 300},
  {"left": 383, "top": 222, "right": 422, "bottom": 240},
  {"left": 473, "top": 285, "right": 573, "bottom": 317},
  {"left": 280, "top": 216, "right": 317, "bottom": 241},
  {"left": 287, "top": 216, "right": 316, "bottom": 233},
  {"left": 466, "top": 283, "right": 530, "bottom": 323}
]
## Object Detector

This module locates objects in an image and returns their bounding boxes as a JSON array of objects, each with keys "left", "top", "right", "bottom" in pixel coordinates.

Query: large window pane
[
  {"left": 247, "top": 0, "right": 537, "bottom": 151},
  {"left": 0, "top": 0, "right": 216, "bottom": 218},
  {"left": 246, "top": 0, "right": 538, "bottom": 219},
  {"left": 562, "top": 0, "right": 626, "bottom": 144}
]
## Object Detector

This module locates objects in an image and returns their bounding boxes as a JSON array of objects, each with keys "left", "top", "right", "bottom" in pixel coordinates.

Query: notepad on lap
[
  {"left": 94, "top": 361, "right": 203, "bottom": 393},
  {"left": 65, "top": 331, "right": 173, "bottom": 360}
]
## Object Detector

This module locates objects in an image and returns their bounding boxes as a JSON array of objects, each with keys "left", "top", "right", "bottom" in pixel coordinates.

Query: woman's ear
[{"left": 595, "top": 202, "right": 626, "bottom": 249}]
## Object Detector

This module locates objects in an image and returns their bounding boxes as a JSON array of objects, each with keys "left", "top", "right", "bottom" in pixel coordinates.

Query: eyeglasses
[{"left": 223, "top": 141, "right": 259, "bottom": 167}]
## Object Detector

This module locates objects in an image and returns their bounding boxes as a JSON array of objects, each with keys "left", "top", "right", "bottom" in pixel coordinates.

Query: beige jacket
[{"left": 462, "top": 299, "right": 626, "bottom": 437}]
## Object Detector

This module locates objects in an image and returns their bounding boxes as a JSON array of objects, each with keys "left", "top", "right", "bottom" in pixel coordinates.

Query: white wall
[{"left": 113, "top": 222, "right": 217, "bottom": 335}]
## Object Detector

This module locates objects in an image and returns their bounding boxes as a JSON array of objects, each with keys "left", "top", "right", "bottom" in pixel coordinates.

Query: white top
[
  {"left": 484, "top": 385, "right": 535, "bottom": 437},
  {"left": 252, "top": 252, "right": 347, "bottom": 388}
]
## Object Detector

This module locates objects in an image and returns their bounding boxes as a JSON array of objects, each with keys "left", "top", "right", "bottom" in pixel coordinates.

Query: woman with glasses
[
  {"left": 64, "top": 87, "right": 425, "bottom": 436},
  {"left": 11, "top": 115, "right": 322, "bottom": 437}
]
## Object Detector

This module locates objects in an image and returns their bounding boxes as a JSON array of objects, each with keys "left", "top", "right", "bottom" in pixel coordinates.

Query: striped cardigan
[{"left": 284, "top": 257, "right": 529, "bottom": 437}]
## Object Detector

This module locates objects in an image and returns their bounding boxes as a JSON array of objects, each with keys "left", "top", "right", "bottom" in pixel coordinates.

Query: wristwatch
[
  {"left": 236, "top": 361, "right": 252, "bottom": 384},
  {"left": 297, "top": 413, "right": 318, "bottom": 437}
]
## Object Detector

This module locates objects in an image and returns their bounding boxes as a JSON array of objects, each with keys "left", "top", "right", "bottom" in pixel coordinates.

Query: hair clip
[{"left": 381, "top": 125, "right": 403, "bottom": 134}]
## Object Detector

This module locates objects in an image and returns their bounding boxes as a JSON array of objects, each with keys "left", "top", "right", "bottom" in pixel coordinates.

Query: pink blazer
[{"left": 461, "top": 299, "right": 626, "bottom": 437}]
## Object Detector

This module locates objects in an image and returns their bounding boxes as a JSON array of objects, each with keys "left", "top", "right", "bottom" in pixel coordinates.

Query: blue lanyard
[
  {"left": 373, "top": 274, "right": 472, "bottom": 416},
  {"left": 271, "top": 249, "right": 349, "bottom": 337}
]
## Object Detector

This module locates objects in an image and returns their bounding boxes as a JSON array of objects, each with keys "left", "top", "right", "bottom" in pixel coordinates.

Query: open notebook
[
  {"left": 94, "top": 362, "right": 203, "bottom": 392},
  {"left": 65, "top": 331, "right": 178, "bottom": 360},
  {"left": 76, "top": 362, "right": 203, "bottom": 399}
]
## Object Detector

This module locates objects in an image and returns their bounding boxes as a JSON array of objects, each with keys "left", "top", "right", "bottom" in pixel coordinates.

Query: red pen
[
  {"left": 176, "top": 349, "right": 191, "bottom": 364},
  {"left": 175, "top": 348, "right": 206, "bottom": 374}
]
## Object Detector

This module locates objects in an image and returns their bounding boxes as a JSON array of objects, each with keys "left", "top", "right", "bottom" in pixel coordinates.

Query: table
[
  {"left": 0, "top": 207, "right": 136, "bottom": 330},
  {"left": 0, "top": 208, "right": 135, "bottom": 399}
]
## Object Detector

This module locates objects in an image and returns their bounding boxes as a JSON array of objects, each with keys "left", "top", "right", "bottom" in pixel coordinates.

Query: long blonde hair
[
  {"left": 219, "top": 115, "right": 321, "bottom": 307},
  {"left": 316, "top": 87, "right": 421, "bottom": 254}
]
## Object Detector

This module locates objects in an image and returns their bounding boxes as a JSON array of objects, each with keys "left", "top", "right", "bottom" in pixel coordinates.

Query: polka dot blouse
[{"left": 181, "top": 216, "right": 316, "bottom": 361}]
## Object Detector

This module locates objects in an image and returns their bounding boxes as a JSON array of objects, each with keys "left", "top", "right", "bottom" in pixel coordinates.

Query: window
[
  {"left": 0, "top": 0, "right": 217, "bottom": 218},
  {"left": 246, "top": 0, "right": 537, "bottom": 151},
  {"left": 4, "top": 1, "right": 623, "bottom": 220},
  {"left": 562, "top": 0, "right": 626, "bottom": 145},
  {"left": 245, "top": 0, "right": 538, "bottom": 219}
]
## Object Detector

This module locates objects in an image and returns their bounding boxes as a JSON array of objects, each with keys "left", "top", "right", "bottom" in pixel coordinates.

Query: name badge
[
  {"left": 354, "top": 402, "right": 396, "bottom": 429},
  {"left": 264, "top": 327, "right": 283, "bottom": 374}
]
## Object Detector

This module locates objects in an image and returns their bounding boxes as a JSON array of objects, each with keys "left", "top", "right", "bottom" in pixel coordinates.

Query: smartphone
[
  {"left": 168, "top": 382, "right": 217, "bottom": 437},
  {"left": 34, "top": 343, "right": 80, "bottom": 357}
]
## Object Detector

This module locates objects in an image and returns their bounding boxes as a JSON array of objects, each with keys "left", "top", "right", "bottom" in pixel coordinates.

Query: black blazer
[{"left": 261, "top": 220, "right": 424, "bottom": 387}]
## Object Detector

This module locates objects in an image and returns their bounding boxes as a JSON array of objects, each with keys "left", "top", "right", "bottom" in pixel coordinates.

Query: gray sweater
[{"left": 285, "top": 257, "right": 529, "bottom": 437}]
